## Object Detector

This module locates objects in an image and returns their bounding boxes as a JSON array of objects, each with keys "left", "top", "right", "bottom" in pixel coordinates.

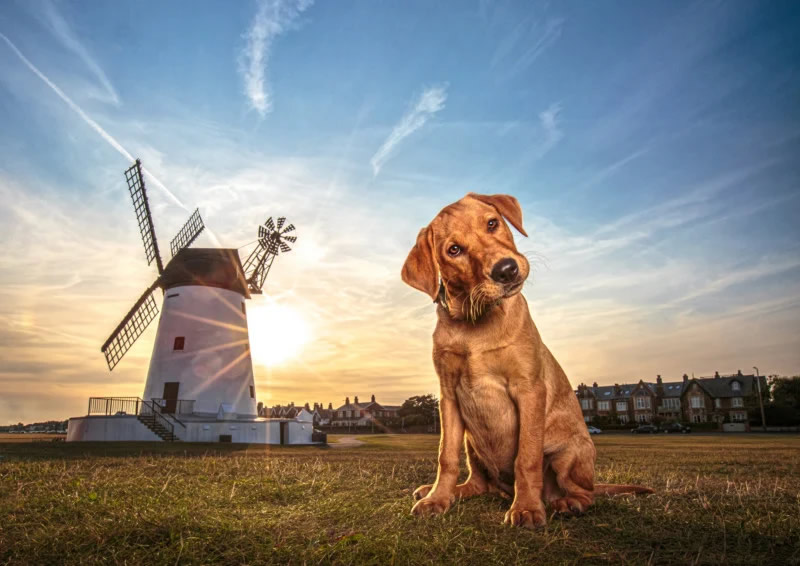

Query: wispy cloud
[
  {"left": 239, "top": 0, "right": 313, "bottom": 116},
  {"left": 493, "top": 17, "right": 564, "bottom": 77},
  {"left": 38, "top": 0, "right": 120, "bottom": 106},
  {"left": 0, "top": 31, "right": 185, "bottom": 209},
  {"left": 539, "top": 102, "right": 563, "bottom": 152},
  {"left": 370, "top": 84, "right": 448, "bottom": 176}
]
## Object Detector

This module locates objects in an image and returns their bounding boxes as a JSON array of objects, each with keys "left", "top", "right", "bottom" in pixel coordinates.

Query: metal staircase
[{"left": 137, "top": 411, "right": 181, "bottom": 442}]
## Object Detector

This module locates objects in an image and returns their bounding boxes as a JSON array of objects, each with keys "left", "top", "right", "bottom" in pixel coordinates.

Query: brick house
[
  {"left": 330, "top": 395, "right": 401, "bottom": 427},
  {"left": 576, "top": 370, "right": 764, "bottom": 425}
]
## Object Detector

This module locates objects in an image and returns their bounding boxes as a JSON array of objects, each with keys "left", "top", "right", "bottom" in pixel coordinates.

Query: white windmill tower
[{"left": 67, "top": 159, "right": 308, "bottom": 444}]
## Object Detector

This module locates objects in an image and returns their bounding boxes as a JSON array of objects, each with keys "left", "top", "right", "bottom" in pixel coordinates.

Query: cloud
[
  {"left": 0, "top": 31, "right": 185, "bottom": 210},
  {"left": 370, "top": 84, "right": 448, "bottom": 176},
  {"left": 38, "top": 0, "right": 120, "bottom": 106},
  {"left": 491, "top": 16, "right": 565, "bottom": 77},
  {"left": 239, "top": 0, "right": 313, "bottom": 116}
]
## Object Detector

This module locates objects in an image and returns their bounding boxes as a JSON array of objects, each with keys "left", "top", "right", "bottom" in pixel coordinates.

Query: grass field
[{"left": 1, "top": 434, "right": 798, "bottom": 565}]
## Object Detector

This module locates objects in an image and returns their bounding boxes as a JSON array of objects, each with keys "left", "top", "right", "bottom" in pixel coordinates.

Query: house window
[
  {"left": 637, "top": 414, "right": 649, "bottom": 423},
  {"left": 714, "top": 399, "right": 722, "bottom": 408},
  {"left": 581, "top": 399, "right": 593, "bottom": 410},
  {"left": 616, "top": 401, "right": 628, "bottom": 413},
  {"left": 662, "top": 398, "right": 680, "bottom": 410},
  {"left": 635, "top": 396, "right": 651, "bottom": 410},
  {"left": 690, "top": 396, "right": 704, "bottom": 409},
  {"left": 249, "top": 385, "right": 255, "bottom": 399},
  {"left": 173, "top": 336, "right": 185, "bottom": 351},
  {"left": 731, "top": 381, "right": 740, "bottom": 391},
  {"left": 732, "top": 411, "right": 747, "bottom": 422},
  {"left": 732, "top": 397, "right": 743, "bottom": 407},
  {"left": 584, "top": 416, "right": 592, "bottom": 422},
  {"left": 597, "top": 401, "right": 610, "bottom": 411},
  {"left": 618, "top": 414, "right": 629, "bottom": 424}
]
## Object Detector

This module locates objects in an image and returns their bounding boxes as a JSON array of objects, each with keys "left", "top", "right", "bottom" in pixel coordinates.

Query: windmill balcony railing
[
  {"left": 151, "top": 398, "right": 195, "bottom": 416},
  {"left": 87, "top": 396, "right": 186, "bottom": 433}
]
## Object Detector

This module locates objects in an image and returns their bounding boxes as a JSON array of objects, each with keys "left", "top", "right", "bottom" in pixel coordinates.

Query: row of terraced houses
[
  {"left": 575, "top": 371, "right": 767, "bottom": 424},
  {"left": 261, "top": 395, "right": 402, "bottom": 427}
]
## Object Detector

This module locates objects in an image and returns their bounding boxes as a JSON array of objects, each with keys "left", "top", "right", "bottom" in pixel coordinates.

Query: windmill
[{"left": 99, "top": 159, "right": 298, "bottom": 421}]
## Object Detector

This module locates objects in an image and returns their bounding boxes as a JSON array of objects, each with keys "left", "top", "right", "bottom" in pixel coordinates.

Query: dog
[{"left": 401, "top": 193, "right": 652, "bottom": 528}]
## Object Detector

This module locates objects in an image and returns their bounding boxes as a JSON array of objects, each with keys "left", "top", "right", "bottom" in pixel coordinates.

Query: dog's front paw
[
  {"left": 413, "top": 484, "right": 433, "bottom": 500},
  {"left": 411, "top": 496, "right": 451, "bottom": 517},
  {"left": 503, "top": 503, "right": 547, "bottom": 529}
]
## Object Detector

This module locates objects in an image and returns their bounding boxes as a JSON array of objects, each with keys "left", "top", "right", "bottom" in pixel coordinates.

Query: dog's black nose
[{"left": 491, "top": 258, "right": 519, "bottom": 284}]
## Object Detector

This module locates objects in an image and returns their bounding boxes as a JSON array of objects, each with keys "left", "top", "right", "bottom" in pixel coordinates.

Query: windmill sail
[
  {"left": 101, "top": 283, "right": 160, "bottom": 370},
  {"left": 170, "top": 208, "right": 205, "bottom": 257},
  {"left": 125, "top": 159, "right": 164, "bottom": 274}
]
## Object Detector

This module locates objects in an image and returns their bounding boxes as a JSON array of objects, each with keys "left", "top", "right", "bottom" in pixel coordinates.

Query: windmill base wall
[
  {"left": 67, "top": 416, "right": 162, "bottom": 442},
  {"left": 66, "top": 415, "right": 318, "bottom": 444}
]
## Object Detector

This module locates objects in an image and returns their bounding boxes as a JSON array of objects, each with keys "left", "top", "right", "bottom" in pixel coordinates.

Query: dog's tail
[{"left": 594, "top": 483, "right": 654, "bottom": 495}]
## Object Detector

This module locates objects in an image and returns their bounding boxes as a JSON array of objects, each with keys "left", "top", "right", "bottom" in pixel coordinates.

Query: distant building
[
  {"left": 575, "top": 370, "right": 765, "bottom": 425},
  {"left": 330, "top": 395, "right": 401, "bottom": 427}
]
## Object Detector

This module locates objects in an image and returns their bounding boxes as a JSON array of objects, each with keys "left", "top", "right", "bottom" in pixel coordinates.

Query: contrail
[{"left": 0, "top": 31, "right": 186, "bottom": 210}]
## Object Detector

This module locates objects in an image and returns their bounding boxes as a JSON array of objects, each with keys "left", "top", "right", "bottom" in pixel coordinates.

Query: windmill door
[
  {"left": 162, "top": 382, "right": 180, "bottom": 414},
  {"left": 280, "top": 422, "right": 288, "bottom": 445}
]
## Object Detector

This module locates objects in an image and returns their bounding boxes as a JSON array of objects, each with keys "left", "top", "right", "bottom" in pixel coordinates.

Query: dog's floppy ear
[
  {"left": 468, "top": 193, "right": 528, "bottom": 237},
  {"left": 401, "top": 226, "right": 439, "bottom": 300}
]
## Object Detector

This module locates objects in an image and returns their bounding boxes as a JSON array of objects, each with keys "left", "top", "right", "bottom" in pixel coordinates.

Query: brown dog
[{"left": 401, "top": 193, "right": 652, "bottom": 528}]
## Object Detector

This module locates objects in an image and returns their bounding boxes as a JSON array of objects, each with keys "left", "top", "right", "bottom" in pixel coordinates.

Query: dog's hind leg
[
  {"left": 548, "top": 438, "right": 596, "bottom": 516},
  {"left": 414, "top": 436, "right": 490, "bottom": 501}
]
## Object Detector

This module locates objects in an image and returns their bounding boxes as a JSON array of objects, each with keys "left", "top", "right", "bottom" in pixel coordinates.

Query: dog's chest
[{"left": 454, "top": 355, "right": 518, "bottom": 432}]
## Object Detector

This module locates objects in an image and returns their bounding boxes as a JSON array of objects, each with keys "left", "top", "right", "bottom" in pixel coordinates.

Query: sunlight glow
[{"left": 247, "top": 302, "right": 311, "bottom": 367}]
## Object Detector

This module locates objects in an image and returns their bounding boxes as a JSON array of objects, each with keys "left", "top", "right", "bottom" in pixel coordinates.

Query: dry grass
[{"left": 1, "top": 434, "right": 798, "bottom": 565}]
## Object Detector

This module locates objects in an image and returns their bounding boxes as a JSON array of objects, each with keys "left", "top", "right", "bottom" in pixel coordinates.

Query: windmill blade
[
  {"left": 265, "top": 217, "right": 275, "bottom": 232},
  {"left": 283, "top": 235, "right": 297, "bottom": 243},
  {"left": 279, "top": 242, "right": 292, "bottom": 253},
  {"left": 277, "top": 217, "right": 286, "bottom": 230},
  {"left": 258, "top": 225, "right": 267, "bottom": 239},
  {"left": 125, "top": 159, "right": 164, "bottom": 274},
  {"left": 281, "top": 224, "right": 295, "bottom": 234},
  {"left": 170, "top": 208, "right": 205, "bottom": 257},
  {"left": 101, "top": 282, "right": 160, "bottom": 370}
]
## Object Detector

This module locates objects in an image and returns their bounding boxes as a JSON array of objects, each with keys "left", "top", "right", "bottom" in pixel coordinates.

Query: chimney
[
  {"left": 683, "top": 374, "right": 688, "bottom": 384},
  {"left": 371, "top": 394, "right": 376, "bottom": 403},
  {"left": 290, "top": 401, "right": 294, "bottom": 407},
  {"left": 345, "top": 397, "right": 350, "bottom": 405},
  {"left": 614, "top": 383, "right": 619, "bottom": 395},
  {"left": 354, "top": 396, "right": 359, "bottom": 405},
  {"left": 592, "top": 382, "right": 598, "bottom": 389},
  {"left": 328, "top": 402, "right": 333, "bottom": 410},
  {"left": 656, "top": 375, "right": 662, "bottom": 385},
  {"left": 304, "top": 402, "right": 310, "bottom": 410},
  {"left": 737, "top": 369, "right": 742, "bottom": 376},
  {"left": 714, "top": 371, "right": 720, "bottom": 379}
]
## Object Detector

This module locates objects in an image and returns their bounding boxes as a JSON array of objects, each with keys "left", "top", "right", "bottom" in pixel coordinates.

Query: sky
[{"left": 1, "top": 0, "right": 798, "bottom": 424}]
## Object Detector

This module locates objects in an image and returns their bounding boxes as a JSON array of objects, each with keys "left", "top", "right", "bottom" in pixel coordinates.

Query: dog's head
[{"left": 401, "top": 193, "right": 529, "bottom": 322}]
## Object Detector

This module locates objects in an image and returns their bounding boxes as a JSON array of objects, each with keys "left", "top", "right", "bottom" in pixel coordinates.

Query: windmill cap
[{"left": 160, "top": 248, "right": 250, "bottom": 298}]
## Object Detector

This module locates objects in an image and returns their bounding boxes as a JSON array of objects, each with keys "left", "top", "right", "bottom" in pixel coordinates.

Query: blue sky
[{"left": 1, "top": 0, "right": 798, "bottom": 422}]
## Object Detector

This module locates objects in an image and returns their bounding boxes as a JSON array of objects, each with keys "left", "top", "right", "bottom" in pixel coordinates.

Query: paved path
[{"left": 330, "top": 435, "right": 364, "bottom": 448}]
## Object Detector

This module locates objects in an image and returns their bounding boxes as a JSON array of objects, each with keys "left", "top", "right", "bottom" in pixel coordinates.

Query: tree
[
  {"left": 770, "top": 376, "right": 800, "bottom": 408},
  {"left": 399, "top": 394, "right": 439, "bottom": 425}
]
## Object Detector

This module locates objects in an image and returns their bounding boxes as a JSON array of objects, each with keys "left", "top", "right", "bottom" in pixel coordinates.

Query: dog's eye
[
  {"left": 447, "top": 244, "right": 462, "bottom": 257},
  {"left": 488, "top": 218, "right": 498, "bottom": 232}
]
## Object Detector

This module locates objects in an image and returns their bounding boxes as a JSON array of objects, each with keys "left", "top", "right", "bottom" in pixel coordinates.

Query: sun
[{"left": 246, "top": 301, "right": 311, "bottom": 367}]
